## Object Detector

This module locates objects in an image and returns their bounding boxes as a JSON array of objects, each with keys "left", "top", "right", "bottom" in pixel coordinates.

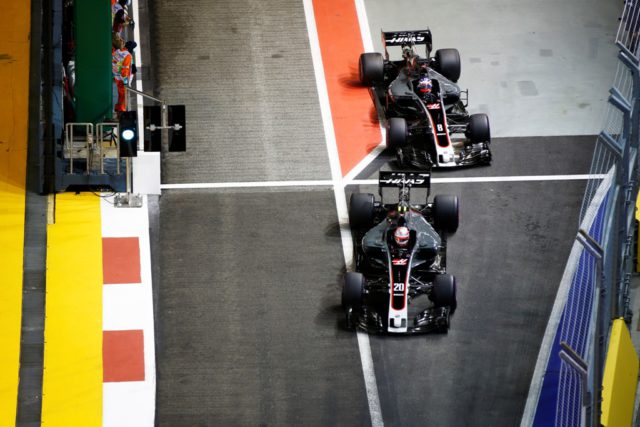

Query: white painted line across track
[
  {"left": 159, "top": 174, "right": 606, "bottom": 190},
  {"left": 161, "top": 180, "right": 334, "bottom": 189},
  {"left": 350, "top": 174, "right": 606, "bottom": 186}
]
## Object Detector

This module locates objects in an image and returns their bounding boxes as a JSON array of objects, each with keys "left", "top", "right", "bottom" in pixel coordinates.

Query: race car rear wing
[
  {"left": 379, "top": 171, "right": 431, "bottom": 205},
  {"left": 382, "top": 30, "right": 432, "bottom": 47},
  {"left": 382, "top": 30, "right": 433, "bottom": 58}
]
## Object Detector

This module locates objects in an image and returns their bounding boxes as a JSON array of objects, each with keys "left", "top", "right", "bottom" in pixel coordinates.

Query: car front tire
[
  {"left": 465, "top": 113, "right": 491, "bottom": 144},
  {"left": 433, "top": 194, "right": 459, "bottom": 234}
]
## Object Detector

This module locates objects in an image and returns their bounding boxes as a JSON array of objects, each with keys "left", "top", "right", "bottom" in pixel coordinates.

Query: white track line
[
  {"left": 355, "top": 0, "right": 375, "bottom": 52},
  {"left": 161, "top": 180, "right": 334, "bottom": 189},
  {"left": 159, "top": 174, "right": 605, "bottom": 190},
  {"left": 302, "top": 1, "right": 384, "bottom": 426},
  {"left": 343, "top": 0, "right": 387, "bottom": 183},
  {"left": 349, "top": 174, "right": 606, "bottom": 186}
]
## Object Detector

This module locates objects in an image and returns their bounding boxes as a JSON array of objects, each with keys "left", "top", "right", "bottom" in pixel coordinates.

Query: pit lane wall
[
  {"left": 522, "top": 170, "right": 614, "bottom": 426},
  {"left": 522, "top": 1, "right": 640, "bottom": 425},
  {"left": 523, "top": 170, "right": 639, "bottom": 426}
]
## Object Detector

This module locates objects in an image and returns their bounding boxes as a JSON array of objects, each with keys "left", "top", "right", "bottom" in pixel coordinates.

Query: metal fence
[
  {"left": 519, "top": 2, "right": 640, "bottom": 425},
  {"left": 564, "top": 0, "right": 640, "bottom": 424}
]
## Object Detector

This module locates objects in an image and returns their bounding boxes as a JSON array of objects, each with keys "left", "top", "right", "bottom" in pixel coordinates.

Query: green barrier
[
  {"left": 601, "top": 318, "right": 639, "bottom": 427},
  {"left": 74, "top": 0, "right": 112, "bottom": 123}
]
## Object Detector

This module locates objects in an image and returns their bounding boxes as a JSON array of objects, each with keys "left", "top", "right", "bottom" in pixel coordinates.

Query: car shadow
[{"left": 337, "top": 64, "right": 364, "bottom": 88}]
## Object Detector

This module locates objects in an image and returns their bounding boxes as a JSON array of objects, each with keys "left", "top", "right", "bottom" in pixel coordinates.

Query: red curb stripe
[
  {"left": 313, "top": 0, "right": 381, "bottom": 176},
  {"left": 102, "top": 237, "right": 141, "bottom": 284},
  {"left": 103, "top": 330, "right": 145, "bottom": 382}
]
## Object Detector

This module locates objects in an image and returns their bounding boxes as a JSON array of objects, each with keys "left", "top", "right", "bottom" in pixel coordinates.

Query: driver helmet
[
  {"left": 417, "top": 77, "right": 433, "bottom": 93},
  {"left": 394, "top": 226, "right": 410, "bottom": 247}
]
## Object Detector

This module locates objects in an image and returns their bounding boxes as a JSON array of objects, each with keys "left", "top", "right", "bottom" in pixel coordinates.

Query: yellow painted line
[
  {"left": 42, "top": 193, "right": 103, "bottom": 426},
  {"left": 601, "top": 318, "right": 639, "bottom": 427},
  {"left": 0, "top": 1, "right": 31, "bottom": 424}
]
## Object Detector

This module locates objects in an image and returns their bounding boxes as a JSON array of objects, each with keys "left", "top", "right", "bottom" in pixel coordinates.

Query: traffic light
[
  {"left": 119, "top": 111, "right": 138, "bottom": 157},
  {"left": 168, "top": 105, "right": 186, "bottom": 152},
  {"left": 144, "top": 105, "right": 161, "bottom": 152}
]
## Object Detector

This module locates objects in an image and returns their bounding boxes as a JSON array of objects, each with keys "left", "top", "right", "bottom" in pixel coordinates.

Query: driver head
[
  {"left": 394, "top": 226, "right": 410, "bottom": 247},
  {"left": 417, "top": 76, "right": 432, "bottom": 94}
]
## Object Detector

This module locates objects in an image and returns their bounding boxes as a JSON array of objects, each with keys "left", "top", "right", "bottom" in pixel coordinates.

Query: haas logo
[
  {"left": 392, "top": 259, "right": 408, "bottom": 266},
  {"left": 381, "top": 177, "right": 426, "bottom": 185},
  {"left": 387, "top": 35, "right": 426, "bottom": 44}
]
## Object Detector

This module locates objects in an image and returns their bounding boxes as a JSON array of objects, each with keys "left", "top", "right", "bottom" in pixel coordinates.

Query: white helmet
[{"left": 394, "top": 226, "right": 410, "bottom": 247}]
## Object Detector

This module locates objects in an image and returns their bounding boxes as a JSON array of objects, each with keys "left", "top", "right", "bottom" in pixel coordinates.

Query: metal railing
[
  {"left": 64, "top": 122, "right": 93, "bottom": 174},
  {"left": 63, "top": 121, "right": 128, "bottom": 178},
  {"left": 559, "top": 1, "right": 640, "bottom": 424},
  {"left": 523, "top": 3, "right": 640, "bottom": 425}
]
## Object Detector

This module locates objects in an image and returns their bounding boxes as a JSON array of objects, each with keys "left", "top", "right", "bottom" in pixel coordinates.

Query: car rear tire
[
  {"left": 465, "top": 113, "right": 491, "bottom": 144},
  {"left": 432, "top": 274, "right": 457, "bottom": 313},
  {"left": 434, "top": 48, "right": 461, "bottom": 83},
  {"left": 387, "top": 117, "right": 408, "bottom": 149},
  {"left": 359, "top": 53, "right": 384, "bottom": 86},
  {"left": 349, "top": 193, "right": 375, "bottom": 230},
  {"left": 343, "top": 272, "right": 365, "bottom": 310},
  {"left": 433, "top": 194, "right": 459, "bottom": 234}
]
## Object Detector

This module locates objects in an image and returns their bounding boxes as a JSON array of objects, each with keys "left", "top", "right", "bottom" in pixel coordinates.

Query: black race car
[
  {"left": 342, "top": 171, "right": 458, "bottom": 334},
  {"left": 359, "top": 30, "right": 491, "bottom": 169}
]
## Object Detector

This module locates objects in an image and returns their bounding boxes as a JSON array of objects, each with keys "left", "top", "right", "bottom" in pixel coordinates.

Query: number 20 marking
[{"left": 393, "top": 283, "right": 405, "bottom": 292}]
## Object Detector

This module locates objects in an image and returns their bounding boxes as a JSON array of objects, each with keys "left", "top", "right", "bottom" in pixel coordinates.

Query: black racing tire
[
  {"left": 433, "top": 194, "right": 459, "bottom": 234},
  {"left": 387, "top": 117, "right": 408, "bottom": 149},
  {"left": 434, "top": 49, "right": 461, "bottom": 83},
  {"left": 359, "top": 53, "right": 384, "bottom": 86},
  {"left": 343, "top": 272, "right": 365, "bottom": 310},
  {"left": 432, "top": 274, "right": 457, "bottom": 313},
  {"left": 349, "top": 193, "right": 375, "bottom": 230},
  {"left": 465, "top": 113, "right": 491, "bottom": 144}
]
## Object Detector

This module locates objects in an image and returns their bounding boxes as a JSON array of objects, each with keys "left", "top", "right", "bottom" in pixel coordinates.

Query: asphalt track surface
[{"left": 148, "top": 0, "right": 615, "bottom": 425}]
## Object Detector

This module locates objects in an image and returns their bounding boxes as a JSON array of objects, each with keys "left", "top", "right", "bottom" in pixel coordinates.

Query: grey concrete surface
[
  {"left": 150, "top": 0, "right": 330, "bottom": 184},
  {"left": 17, "top": 0, "right": 48, "bottom": 417},
  {"left": 155, "top": 190, "right": 370, "bottom": 426},
  {"left": 17, "top": 186, "right": 47, "bottom": 425},
  {"left": 347, "top": 179, "right": 585, "bottom": 426},
  {"left": 363, "top": 0, "right": 620, "bottom": 137}
]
